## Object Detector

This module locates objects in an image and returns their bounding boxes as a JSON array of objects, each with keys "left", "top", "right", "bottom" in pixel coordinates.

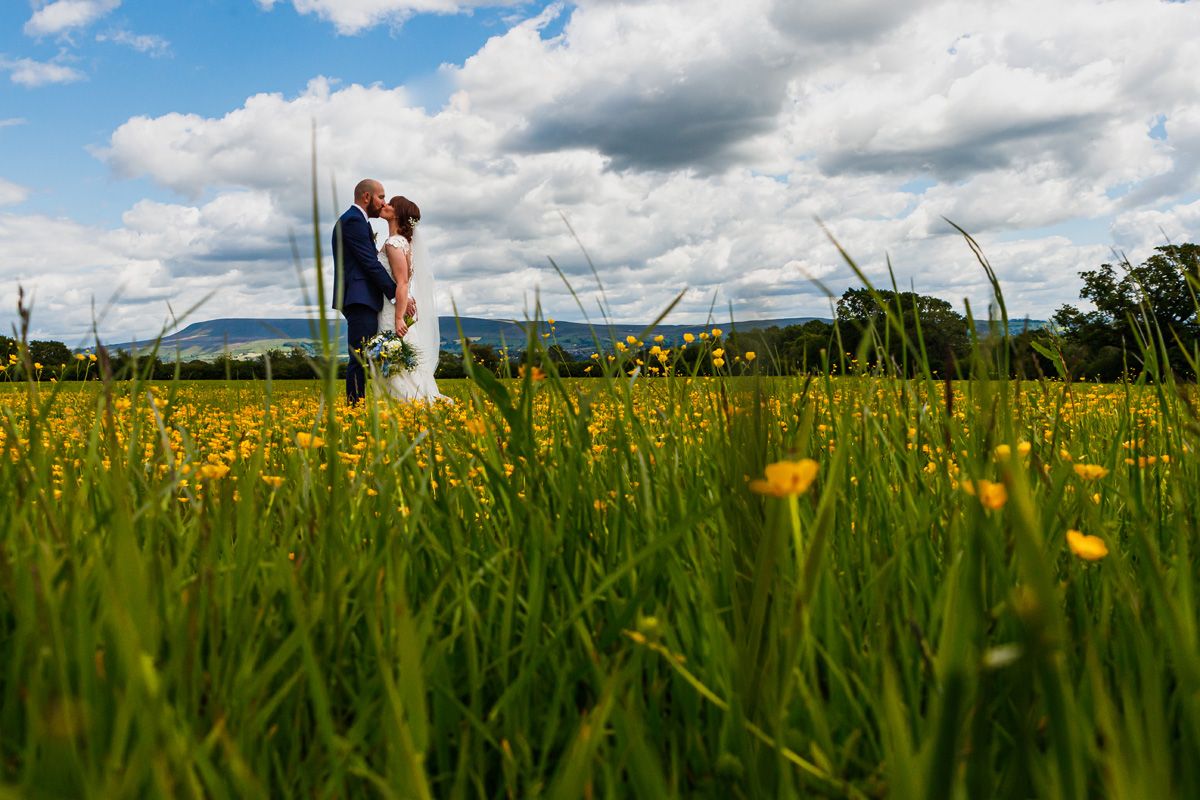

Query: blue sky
[
  {"left": 1, "top": 1, "right": 549, "bottom": 225},
  {"left": 1, "top": 0, "right": 1198, "bottom": 343}
]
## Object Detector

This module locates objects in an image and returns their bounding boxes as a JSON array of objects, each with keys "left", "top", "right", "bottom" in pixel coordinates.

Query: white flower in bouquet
[{"left": 363, "top": 331, "right": 419, "bottom": 378}]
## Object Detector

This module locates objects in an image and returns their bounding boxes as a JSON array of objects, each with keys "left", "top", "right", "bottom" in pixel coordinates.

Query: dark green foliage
[
  {"left": 726, "top": 321, "right": 834, "bottom": 374},
  {"left": 835, "top": 288, "right": 971, "bottom": 376},
  {"left": 1046, "top": 244, "right": 1200, "bottom": 380},
  {"left": 434, "top": 349, "right": 466, "bottom": 379}
]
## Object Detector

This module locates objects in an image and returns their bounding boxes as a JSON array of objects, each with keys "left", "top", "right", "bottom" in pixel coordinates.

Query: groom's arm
[{"left": 343, "top": 215, "right": 398, "bottom": 300}]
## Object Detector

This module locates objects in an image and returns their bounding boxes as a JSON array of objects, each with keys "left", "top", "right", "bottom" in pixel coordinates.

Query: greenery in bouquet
[{"left": 362, "top": 330, "right": 419, "bottom": 377}]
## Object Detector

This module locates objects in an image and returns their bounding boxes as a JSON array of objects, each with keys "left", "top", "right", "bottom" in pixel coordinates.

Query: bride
[{"left": 374, "top": 196, "right": 451, "bottom": 402}]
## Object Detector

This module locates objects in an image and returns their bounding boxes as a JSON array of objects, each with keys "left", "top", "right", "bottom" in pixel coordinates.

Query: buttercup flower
[
  {"left": 296, "top": 432, "right": 325, "bottom": 448},
  {"left": 198, "top": 464, "right": 230, "bottom": 480},
  {"left": 518, "top": 365, "right": 546, "bottom": 382},
  {"left": 1074, "top": 464, "right": 1110, "bottom": 480},
  {"left": 962, "top": 478, "right": 1007, "bottom": 510},
  {"left": 1066, "top": 529, "right": 1108, "bottom": 561},
  {"left": 750, "top": 459, "right": 819, "bottom": 497}
]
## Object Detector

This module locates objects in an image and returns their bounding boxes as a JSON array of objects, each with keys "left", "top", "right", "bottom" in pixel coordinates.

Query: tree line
[
  {"left": 4, "top": 243, "right": 1197, "bottom": 383},
  {"left": 719, "top": 243, "right": 1200, "bottom": 382},
  {"left": 0, "top": 340, "right": 516, "bottom": 382}
]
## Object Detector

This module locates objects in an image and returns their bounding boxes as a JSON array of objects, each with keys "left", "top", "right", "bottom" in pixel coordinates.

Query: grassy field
[{"left": 1, "top": 351, "right": 1198, "bottom": 797}]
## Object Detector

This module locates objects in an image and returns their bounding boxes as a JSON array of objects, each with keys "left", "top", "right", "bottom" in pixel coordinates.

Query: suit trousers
[{"left": 343, "top": 303, "right": 378, "bottom": 404}]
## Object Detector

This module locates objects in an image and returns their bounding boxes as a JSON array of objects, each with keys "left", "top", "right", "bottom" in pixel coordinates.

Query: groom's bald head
[{"left": 354, "top": 179, "right": 386, "bottom": 218}]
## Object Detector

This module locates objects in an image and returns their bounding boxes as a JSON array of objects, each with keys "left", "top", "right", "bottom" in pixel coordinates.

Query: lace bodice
[{"left": 385, "top": 235, "right": 411, "bottom": 257}]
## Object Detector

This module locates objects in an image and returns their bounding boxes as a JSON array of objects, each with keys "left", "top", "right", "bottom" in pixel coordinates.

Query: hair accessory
[{"left": 408, "top": 217, "right": 420, "bottom": 228}]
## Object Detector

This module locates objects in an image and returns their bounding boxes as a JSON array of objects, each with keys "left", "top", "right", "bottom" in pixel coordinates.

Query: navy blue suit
[{"left": 332, "top": 206, "right": 398, "bottom": 403}]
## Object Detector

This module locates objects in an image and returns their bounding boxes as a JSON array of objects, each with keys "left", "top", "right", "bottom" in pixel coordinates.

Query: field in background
[{"left": 2, "top": 361, "right": 1198, "bottom": 798}]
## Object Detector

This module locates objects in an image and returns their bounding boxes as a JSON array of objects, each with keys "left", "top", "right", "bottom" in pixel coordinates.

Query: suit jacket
[{"left": 331, "top": 206, "right": 397, "bottom": 312}]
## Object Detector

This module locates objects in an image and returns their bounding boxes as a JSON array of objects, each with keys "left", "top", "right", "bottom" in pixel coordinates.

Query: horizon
[
  {"left": 78, "top": 309, "right": 1051, "bottom": 355},
  {"left": 2, "top": 1, "right": 1197, "bottom": 343}
]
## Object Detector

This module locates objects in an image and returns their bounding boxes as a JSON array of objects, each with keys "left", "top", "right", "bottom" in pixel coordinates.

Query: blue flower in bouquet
[{"left": 363, "top": 330, "right": 419, "bottom": 378}]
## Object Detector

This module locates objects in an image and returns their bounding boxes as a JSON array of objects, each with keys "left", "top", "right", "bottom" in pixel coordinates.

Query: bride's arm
[{"left": 385, "top": 242, "right": 411, "bottom": 336}]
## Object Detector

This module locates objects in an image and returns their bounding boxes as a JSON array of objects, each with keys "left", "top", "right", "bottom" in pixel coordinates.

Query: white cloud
[
  {"left": 0, "top": 193, "right": 314, "bottom": 344},
  {"left": 1111, "top": 197, "right": 1200, "bottom": 256},
  {"left": 96, "top": 28, "right": 170, "bottom": 57},
  {"left": 253, "top": 0, "right": 524, "bottom": 35},
  {"left": 24, "top": 0, "right": 121, "bottom": 37},
  {"left": 0, "top": 210, "right": 180, "bottom": 344},
  {"left": 0, "top": 118, "right": 27, "bottom": 128},
  {"left": 459, "top": 0, "right": 803, "bottom": 170},
  {"left": 89, "top": 70, "right": 1119, "bottom": 340},
  {"left": 0, "top": 56, "right": 85, "bottom": 87},
  {"left": 9, "top": 0, "right": 1200, "bottom": 340},
  {"left": 0, "top": 179, "right": 29, "bottom": 207}
]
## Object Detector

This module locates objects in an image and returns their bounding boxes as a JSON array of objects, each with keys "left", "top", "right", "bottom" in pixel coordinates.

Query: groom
[{"left": 332, "top": 178, "right": 397, "bottom": 404}]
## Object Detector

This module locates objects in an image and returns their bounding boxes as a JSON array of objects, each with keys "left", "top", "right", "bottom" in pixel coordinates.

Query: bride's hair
[{"left": 389, "top": 196, "right": 421, "bottom": 242}]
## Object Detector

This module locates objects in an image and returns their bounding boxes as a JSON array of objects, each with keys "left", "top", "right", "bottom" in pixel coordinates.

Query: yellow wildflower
[
  {"left": 518, "top": 365, "right": 546, "bottom": 381},
  {"left": 750, "top": 459, "right": 819, "bottom": 497},
  {"left": 963, "top": 478, "right": 1007, "bottom": 510},
  {"left": 1073, "top": 464, "right": 1109, "bottom": 480},
  {"left": 198, "top": 464, "right": 230, "bottom": 480},
  {"left": 1066, "top": 529, "right": 1108, "bottom": 561}
]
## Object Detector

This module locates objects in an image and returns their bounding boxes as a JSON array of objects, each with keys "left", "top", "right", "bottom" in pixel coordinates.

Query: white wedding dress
[{"left": 373, "top": 226, "right": 451, "bottom": 403}]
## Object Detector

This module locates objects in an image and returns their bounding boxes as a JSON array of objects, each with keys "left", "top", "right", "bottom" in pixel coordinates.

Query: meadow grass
[
  {"left": 2, "top": 193, "right": 1198, "bottom": 797},
  {"left": 2, "top": 333, "right": 1199, "bottom": 798}
]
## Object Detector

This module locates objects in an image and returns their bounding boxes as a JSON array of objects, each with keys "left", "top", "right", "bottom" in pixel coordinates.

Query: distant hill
[{"left": 102, "top": 315, "right": 1047, "bottom": 361}]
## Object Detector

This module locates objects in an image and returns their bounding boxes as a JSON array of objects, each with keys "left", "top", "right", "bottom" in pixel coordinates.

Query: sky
[{"left": 1, "top": 0, "right": 1198, "bottom": 345}]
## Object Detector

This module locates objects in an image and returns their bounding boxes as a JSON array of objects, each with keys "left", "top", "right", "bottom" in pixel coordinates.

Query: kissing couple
[{"left": 332, "top": 178, "right": 450, "bottom": 405}]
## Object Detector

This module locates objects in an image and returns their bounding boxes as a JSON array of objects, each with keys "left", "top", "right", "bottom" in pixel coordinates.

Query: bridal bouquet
[{"left": 363, "top": 331, "right": 419, "bottom": 377}]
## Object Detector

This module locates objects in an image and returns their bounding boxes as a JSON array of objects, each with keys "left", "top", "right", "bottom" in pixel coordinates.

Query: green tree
[
  {"left": 435, "top": 351, "right": 465, "bottom": 379},
  {"left": 1053, "top": 243, "right": 1200, "bottom": 379},
  {"left": 835, "top": 288, "right": 969, "bottom": 376},
  {"left": 466, "top": 342, "right": 503, "bottom": 376},
  {"left": 29, "top": 340, "right": 73, "bottom": 371}
]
